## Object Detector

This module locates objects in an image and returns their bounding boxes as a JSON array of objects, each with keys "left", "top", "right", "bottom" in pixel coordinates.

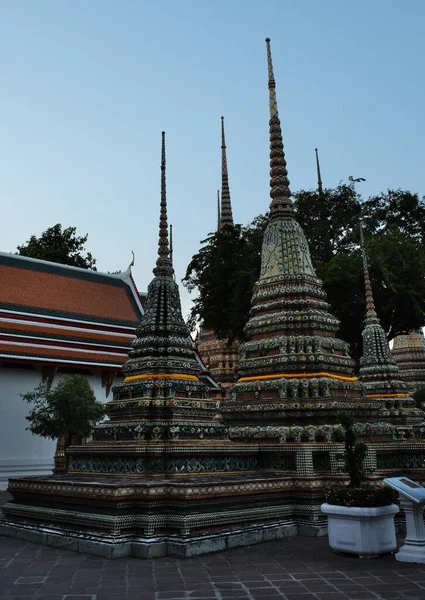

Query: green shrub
[{"left": 325, "top": 483, "right": 395, "bottom": 507}]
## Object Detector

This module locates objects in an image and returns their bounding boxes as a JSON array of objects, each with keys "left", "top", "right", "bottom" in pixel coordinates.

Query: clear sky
[{"left": 1, "top": 0, "right": 424, "bottom": 318}]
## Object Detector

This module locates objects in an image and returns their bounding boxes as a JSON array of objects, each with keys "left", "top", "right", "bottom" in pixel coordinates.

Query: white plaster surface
[{"left": 0, "top": 367, "right": 118, "bottom": 490}]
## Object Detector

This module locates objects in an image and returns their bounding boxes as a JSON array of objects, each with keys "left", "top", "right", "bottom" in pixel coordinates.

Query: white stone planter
[{"left": 321, "top": 503, "right": 399, "bottom": 558}]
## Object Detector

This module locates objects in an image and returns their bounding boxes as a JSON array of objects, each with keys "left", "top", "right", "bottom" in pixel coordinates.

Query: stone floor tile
[
  {"left": 315, "top": 594, "right": 349, "bottom": 600},
  {"left": 343, "top": 593, "right": 378, "bottom": 600},
  {"left": 282, "top": 594, "right": 319, "bottom": 600}
]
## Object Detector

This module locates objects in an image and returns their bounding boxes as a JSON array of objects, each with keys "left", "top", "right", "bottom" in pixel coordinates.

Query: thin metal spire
[
  {"left": 265, "top": 38, "right": 293, "bottom": 218},
  {"left": 169, "top": 224, "right": 173, "bottom": 265},
  {"left": 220, "top": 116, "right": 234, "bottom": 228},
  {"left": 315, "top": 148, "right": 324, "bottom": 197},
  {"left": 359, "top": 222, "right": 378, "bottom": 324},
  {"left": 154, "top": 131, "right": 173, "bottom": 276}
]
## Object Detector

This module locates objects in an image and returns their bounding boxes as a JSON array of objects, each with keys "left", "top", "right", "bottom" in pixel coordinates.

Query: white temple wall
[{"left": 0, "top": 366, "right": 120, "bottom": 490}]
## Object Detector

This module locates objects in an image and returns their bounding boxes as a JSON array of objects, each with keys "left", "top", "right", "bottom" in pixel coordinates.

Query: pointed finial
[
  {"left": 219, "top": 116, "right": 234, "bottom": 228},
  {"left": 217, "top": 190, "right": 221, "bottom": 230},
  {"left": 359, "top": 221, "right": 378, "bottom": 324},
  {"left": 154, "top": 131, "right": 173, "bottom": 277},
  {"left": 315, "top": 148, "right": 324, "bottom": 197},
  {"left": 265, "top": 38, "right": 293, "bottom": 218},
  {"left": 129, "top": 250, "right": 135, "bottom": 268}
]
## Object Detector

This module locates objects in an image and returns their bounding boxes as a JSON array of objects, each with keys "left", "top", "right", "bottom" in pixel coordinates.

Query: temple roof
[{"left": 0, "top": 252, "right": 145, "bottom": 368}]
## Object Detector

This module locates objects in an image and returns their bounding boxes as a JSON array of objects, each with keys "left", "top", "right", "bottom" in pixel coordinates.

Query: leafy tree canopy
[
  {"left": 183, "top": 217, "right": 267, "bottom": 343},
  {"left": 17, "top": 224, "right": 96, "bottom": 270},
  {"left": 22, "top": 375, "right": 105, "bottom": 440},
  {"left": 184, "top": 187, "right": 425, "bottom": 365},
  {"left": 413, "top": 387, "right": 425, "bottom": 410}
]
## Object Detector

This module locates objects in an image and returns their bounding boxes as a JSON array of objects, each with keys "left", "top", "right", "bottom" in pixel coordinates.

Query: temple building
[
  {"left": 196, "top": 117, "right": 239, "bottom": 392},
  {"left": 3, "top": 40, "right": 425, "bottom": 558},
  {"left": 392, "top": 329, "right": 425, "bottom": 393},
  {"left": 358, "top": 226, "right": 423, "bottom": 429},
  {"left": 0, "top": 253, "right": 145, "bottom": 488}
]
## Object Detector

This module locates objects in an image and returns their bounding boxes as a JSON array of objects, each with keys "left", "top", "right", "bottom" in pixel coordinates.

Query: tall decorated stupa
[
  {"left": 392, "top": 329, "right": 425, "bottom": 393},
  {"left": 224, "top": 39, "right": 383, "bottom": 442},
  {"left": 358, "top": 225, "right": 424, "bottom": 432},
  {"left": 197, "top": 117, "right": 239, "bottom": 392}
]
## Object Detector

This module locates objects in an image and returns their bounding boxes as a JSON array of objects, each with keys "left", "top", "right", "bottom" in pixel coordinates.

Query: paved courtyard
[
  {"left": 1, "top": 494, "right": 425, "bottom": 600},
  {"left": 2, "top": 531, "right": 425, "bottom": 600}
]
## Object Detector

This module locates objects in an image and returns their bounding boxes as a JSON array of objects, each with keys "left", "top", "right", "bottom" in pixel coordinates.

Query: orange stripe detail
[
  {"left": 0, "top": 320, "right": 131, "bottom": 344},
  {"left": 238, "top": 372, "right": 358, "bottom": 382},
  {"left": 366, "top": 393, "right": 409, "bottom": 398},
  {"left": 0, "top": 342, "right": 125, "bottom": 364},
  {"left": 124, "top": 373, "right": 199, "bottom": 382}
]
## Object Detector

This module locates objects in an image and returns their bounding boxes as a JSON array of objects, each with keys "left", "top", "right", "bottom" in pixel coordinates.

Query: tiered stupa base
[{"left": 3, "top": 437, "right": 425, "bottom": 558}]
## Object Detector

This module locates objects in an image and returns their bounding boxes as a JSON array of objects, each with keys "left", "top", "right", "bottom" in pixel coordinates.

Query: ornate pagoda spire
[
  {"left": 224, "top": 38, "right": 381, "bottom": 443},
  {"left": 220, "top": 116, "right": 234, "bottom": 228},
  {"left": 169, "top": 223, "right": 173, "bottom": 266},
  {"left": 104, "top": 131, "right": 226, "bottom": 439},
  {"left": 357, "top": 223, "right": 423, "bottom": 426},
  {"left": 359, "top": 223, "right": 379, "bottom": 326},
  {"left": 154, "top": 131, "right": 173, "bottom": 278},
  {"left": 315, "top": 148, "right": 324, "bottom": 197},
  {"left": 393, "top": 329, "right": 425, "bottom": 393},
  {"left": 265, "top": 38, "right": 293, "bottom": 219},
  {"left": 217, "top": 190, "right": 221, "bottom": 230}
]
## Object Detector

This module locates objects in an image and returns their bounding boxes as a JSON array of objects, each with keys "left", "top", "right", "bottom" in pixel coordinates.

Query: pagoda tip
[{"left": 265, "top": 37, "right": 270, "bottom": 42}]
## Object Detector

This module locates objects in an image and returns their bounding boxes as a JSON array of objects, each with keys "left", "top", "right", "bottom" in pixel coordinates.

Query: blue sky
[{"left": 1, "top": 0, "right": 424, "bottom": 317}]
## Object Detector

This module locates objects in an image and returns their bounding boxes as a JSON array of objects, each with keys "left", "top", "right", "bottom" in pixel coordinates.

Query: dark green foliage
[
  {"left": 326, "top": 413, "right": 395, "bottom": 507},
  {"left": 316, "top": 228, "right": 425, "bottom": 364},
  {"left": 333, "top": 413, "right": 368, "bottom": 487},
  {"left": 361, "top": 190, "right": 425, "bottom": 243},
  {"left": 413, "top": 388, "right": 425, "bottom": 410},
  {"left": 325, "top": 483, "right": 395, "bottom": 507},
  {"left": 17, "top": 224, "right": 96, "bottom": 270},
  {"left": 183, "top": 217, "right": 267, "bottom": 342},
  {"left": 294, "top": 184, "right": 362, "bottom": 265},
  {"left": 22, "top": 375, "right": 105, "bottom": 440},
  {"left": 184, "top": 187, "right": 425, "bottom": 359}
]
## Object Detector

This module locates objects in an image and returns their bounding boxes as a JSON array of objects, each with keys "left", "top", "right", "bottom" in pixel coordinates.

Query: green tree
[
  {"left": 184, "top": 188, "right": 425, "bottom": 364},
  {"left": 413, "top": 388, "right": 425, "bottom": 410},
  {"left": 22, "top": 375, "right": 105, "bottom": 469},
  {"left": 294, "top": 184, "right": 361, "bottom": 264},
  {"left": 17, "top": 224, "right": 97, "bottom": 270},
  {"left": 183, "top": 217, "right": 267, "bottom": 342},
  {"left": 316, "top": 229, "right": 425, "bottom": 363},
  {"left": 361, "top": 190, "right": 425, "bottom": 243}
]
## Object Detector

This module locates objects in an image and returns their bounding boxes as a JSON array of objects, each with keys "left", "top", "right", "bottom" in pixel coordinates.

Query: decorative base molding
[{"left": 0, "top": 519, "right": 298, "bottom": 559}]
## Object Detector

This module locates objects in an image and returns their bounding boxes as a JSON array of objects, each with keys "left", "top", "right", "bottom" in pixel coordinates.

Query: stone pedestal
[{"left": 396, "top": 498, "right": 425, "bottom": 563}]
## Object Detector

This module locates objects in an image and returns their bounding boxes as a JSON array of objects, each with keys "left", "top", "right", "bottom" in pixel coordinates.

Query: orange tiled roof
[
  {"left": 0, "top": 253, "right": 144, "bottom": 369},
  {"left": 0, "top": 254, "right": 143, "bottom": 326}
]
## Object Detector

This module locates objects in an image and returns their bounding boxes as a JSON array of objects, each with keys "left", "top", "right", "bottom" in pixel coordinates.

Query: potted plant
[
  {"left": 22, "top": 374, "right": 106, "bottom": 473},
  {"left": 321, "top": 413, "right": 399, "bottom": 558}
]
